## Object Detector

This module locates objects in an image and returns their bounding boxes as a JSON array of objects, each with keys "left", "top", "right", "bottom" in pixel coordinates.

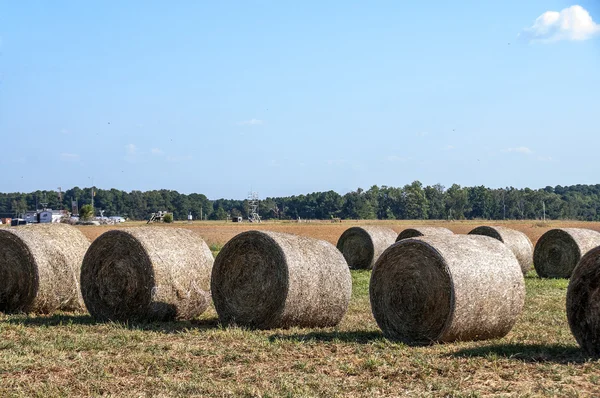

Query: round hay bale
[
  {"left": 0, "top": 224, "right": 90, "bottom": 314},
  {"left": 336, "top": 226, "right": 397, "bottom": 270},
  {"left": 567, "top": 246, "right": 600, "bottom": 356},
  {"left": 211, "top": 230, "right": 352, "bottom": 329},
  {"left": 468, "top": 226, "right": 534, "bottom": 275},
  {"left": 81, "top": 227, "right": 214, "bottom": 322},
  {"left": 534, "top": 228, "right": 600, "bottom": 279},
  {"left": 396, "top": 226, "right": 453, "bottom": 242},
  {"left": 370, "top": 235, "right": 525, "bottom": 344}
]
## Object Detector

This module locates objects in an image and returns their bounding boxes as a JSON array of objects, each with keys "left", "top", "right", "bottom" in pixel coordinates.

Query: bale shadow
[
  {"left": 2, "top": 313, "right": 220, "bottom": 334},
  {"left": 450, "top": 343, "right": 593, "bottom": 364},
  {"left": 269, "top": 330, "right": 385, "bottom": 344}
]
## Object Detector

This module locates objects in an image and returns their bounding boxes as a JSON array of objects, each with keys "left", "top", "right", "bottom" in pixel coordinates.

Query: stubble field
[{"left": 1, "top": 220, "right": 600, "bottom": 397}]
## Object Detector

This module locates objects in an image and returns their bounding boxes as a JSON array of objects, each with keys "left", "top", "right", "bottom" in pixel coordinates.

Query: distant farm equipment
[{"left": 147, "top": 211, "right": 173, "bottom": 224}]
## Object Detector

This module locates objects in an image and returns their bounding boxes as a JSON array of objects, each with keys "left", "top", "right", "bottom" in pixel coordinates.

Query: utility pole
[
  {"left": 89, "top": 177, "right": 95, "bottom": 210},
  {"left": 543, "top": 201, "right": 546, "bottom": 222}
]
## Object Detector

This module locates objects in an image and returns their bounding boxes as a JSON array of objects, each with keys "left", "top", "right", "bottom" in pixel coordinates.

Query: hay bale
[
  {"left": 567, "top": 246, "right": 600, "bottom": 356},
  {"left": 211, "top": 230, "right": 352, "bottom": 329},
  {"left": 396, "top": 226, "right": 453, "bottom": 242},
  {"left": 81, "top": 227, "right": 214, "bottom": 322},
  {"left": 336, "top": 226, "right": 397, "bottom": 270},
  {"left": 534, "top": 228, "right": 600, "bottom": 279},
  {"left": 0, "top": 224, "right": 90, "bottom": 313},
  {"left": 468, "top": 226, "right": 534, "bottom": 275},
  {"left": 370, "top": 235, "right": 525, "bottom": 344}
]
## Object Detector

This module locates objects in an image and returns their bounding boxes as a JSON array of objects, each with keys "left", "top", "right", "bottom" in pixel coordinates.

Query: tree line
[{"left": 0, "top": 182, "right": 599, "bottom": 221}]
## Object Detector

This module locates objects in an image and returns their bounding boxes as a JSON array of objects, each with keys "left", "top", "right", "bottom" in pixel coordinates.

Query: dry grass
[
  {"left": 1, "top": 220, "right": 600, "bottom": 396},
  {"left": 1, "top": 271, "right": 599, "bottom": 397}
]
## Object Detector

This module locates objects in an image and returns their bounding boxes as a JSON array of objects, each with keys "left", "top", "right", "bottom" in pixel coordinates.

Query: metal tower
[{"left": 248, "top": 192, "right": 261, "bottom": 223}]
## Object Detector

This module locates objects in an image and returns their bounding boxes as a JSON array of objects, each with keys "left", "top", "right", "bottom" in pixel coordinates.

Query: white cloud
[
  {"left": 443, "top": 145, "right": 455, "bottom": 151},
  {"left": 238, "top": 119, "right": 264, "bottom": 126},
  {"left": 151, "top": 148, "right": 164, "bottom": 156},
  {"left": 521, "top": 5, "right": 600, "bottom": 42},
  {"left": 507, "top": 146, "right": 533, "bottom": 154},
  {"left": 327, "top": 159, "right": 346, "bottom": 166},
  {"left": 126, "top": 144, "right": 137, "bottom": 154},
  {"left": 60, "top": 128, "right": 70, "bottom": 135},
  {"left": 417, "top": 131, "right": 429, "bottom": 137},
  {"left": 537, "top": 155, "right": 554, "bottom": 162},
  {"left": 60, "top": 153, "right": 80, "bottom": 161},
  {"left": 124, "top": 144, "right": 138, "bottom": 163}
]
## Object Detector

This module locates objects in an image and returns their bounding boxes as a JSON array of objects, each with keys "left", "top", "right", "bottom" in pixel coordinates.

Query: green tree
[
  {"left": 163, "top": 213, "right": 173, "bottom": 223},
  {"left": 80, "top": 204, "right": 94, "bottom": 221}
]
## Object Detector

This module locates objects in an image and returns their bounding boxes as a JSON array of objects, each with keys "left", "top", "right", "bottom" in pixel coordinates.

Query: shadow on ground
[
  {"left": 450, "top": 343, "right": 594, "bottom": 364},
  {"left": 2, "top": 313, "right": 220, "bottom": 334},
  {"left": 269, "top": 330, "right": 385, "bottom": 344}
]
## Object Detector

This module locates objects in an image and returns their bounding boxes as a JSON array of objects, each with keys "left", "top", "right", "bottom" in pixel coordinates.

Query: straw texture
[
  {"left": 534, "top": 228, "right": 600, "bottom": 279},
  {"left": 370, "top": 235, "right": 525, "bottom": 344},
  {"left": 567, "top": 246, "right": 600, "bottom": 356},
  {"left": 81, "top": 227, "right": 214, "bottom": 322},
  {"left": 336, "top": 226, "right": 397, "bottom": 270},
  {"left": 212, "top": 230, "right": 352, "bottom": 329},
  {"left": 469, "top": 226, "right": 534, "bottom": 275},
  {"left": 396, "top": 227, "right": 453, "bottom": 242},
  {"left": 0, "top": 224, "right": 89, "bottom": 313}
]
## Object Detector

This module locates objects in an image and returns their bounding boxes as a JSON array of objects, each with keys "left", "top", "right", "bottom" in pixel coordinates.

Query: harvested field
[
  {"left": 1, "top": 220, "right": 600, "bottom": 396},
  {"left": 75, "top": 219, "right": 600, "bottom": 249}
]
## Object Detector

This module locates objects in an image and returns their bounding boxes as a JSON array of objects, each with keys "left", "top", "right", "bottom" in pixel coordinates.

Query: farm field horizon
[
  {"left": 73, "top": 219, "right": 600, "bottom": 248},
  {"left": 1, "top": 220, "right": 600, "bottom": 396}
]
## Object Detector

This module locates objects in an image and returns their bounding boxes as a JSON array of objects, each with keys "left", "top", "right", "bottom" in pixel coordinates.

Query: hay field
[{"left": 1, "top": 220, "right": 600, "bottom": 396}]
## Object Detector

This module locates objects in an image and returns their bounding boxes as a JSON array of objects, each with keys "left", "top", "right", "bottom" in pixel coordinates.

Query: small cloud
[
  {"left": 386, "top": 155, "right": 410, "bottom": 163},
  {"left": 124, "top": 144, "right": 138, "bottom": 163},
  {"left": 417, "top": 131, "right": 429, "bottom": 137},
  {"left": 507, "top": 146, "right": 533, "bottom": 154},
  {"left": 521, "top": 5, "right": 600, "bottom": 43},
  {"left": 60, "top": 153, "right": 80, "bottom": 161},
  {"left": 238, "top": 119, "right": 264, "bottom": 126},
  {"left": 60, "top": 128, "right": 70, "bottom": 135},
  {"left": 327, "top": 159, "right": 346, "bottom": 166},
  {"left": 537, "top": 155, "right": 554, "bottom": 162},
  {"left": 151, "top": 148, "right": 163, "bottom": 156},
  {"left": 126, "top": 144, "right": 137, "bottom": 154},
  {"left": 443, "top": 145, "right": 455, "bottom": 151}
]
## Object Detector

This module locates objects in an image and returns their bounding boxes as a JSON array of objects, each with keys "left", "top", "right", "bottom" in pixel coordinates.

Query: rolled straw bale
[
  {"left": 396, "top": 226, "right": 453, "bottom": 242},
  {"left": 336, "top": 226, "right": 397, "bottom": 270},
  {"left": 534, "top": 228, "right": 600, "bottom": 279},
  {"left": 81, "top": 227, "right": 213, "bottom": 322},
  {"left": 567, "top": 246, "right": 600, "bottom": 356},
  {"left": 0, "top": 224, "right": 89, "bottom": 313},
  {"left": 211, "top": 230, "right": 351, "bottom": 329},
  {"left": 468, "top": 226, "right": 534, "bottom": 275},
  {"left": 370, "top": 235, "right": 525, "bottom": 344}
]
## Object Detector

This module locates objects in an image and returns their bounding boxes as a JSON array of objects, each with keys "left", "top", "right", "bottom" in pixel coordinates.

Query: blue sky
[{"left": 1, "top": 1, "right": 599, "bottom": 199}]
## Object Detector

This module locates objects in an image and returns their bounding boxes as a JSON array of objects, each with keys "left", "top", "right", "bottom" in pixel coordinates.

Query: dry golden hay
[
  {"left": 567, "top": 246, "right": 600, "bottom": 356},
  {"left": 211, "top": 230, "right": 352, "bottom": 329},
  {"left": 370, "top": 235, "right": 525, "bottom": 345},
  {"left": 396, "top": 226, "right": 453, "bottom": 242},
  {"left": 534, "top": 228, "right": 600, "bottom": 279},
  {"left": 81, "top": 227, "right": 214, "bottom": 322},
  {"left": 336, "top": 226, "right": 397, "bottom": 270},
  {"left": 468, "top": 226, "right": 534, "bottom": 275},
  {"left": 0, "top": 224, "right": 90, "bottom": 314}
]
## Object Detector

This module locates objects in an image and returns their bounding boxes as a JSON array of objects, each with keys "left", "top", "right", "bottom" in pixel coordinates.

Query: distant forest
[{"left": 1, "top": 182, "right": 600, "bottom": 221}]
